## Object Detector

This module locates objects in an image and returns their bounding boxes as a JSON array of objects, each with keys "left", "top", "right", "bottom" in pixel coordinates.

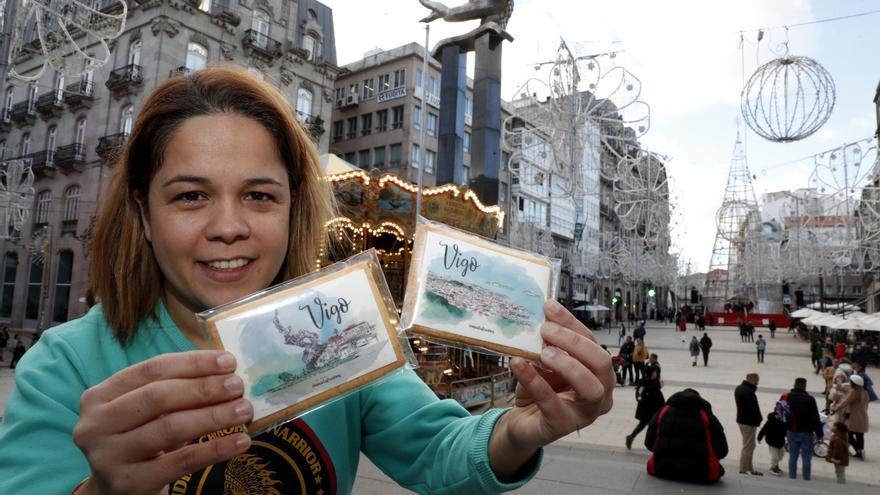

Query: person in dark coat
[
  {"left": 757, "top": 412, "right": 787, "bottom": 476},
  {"left": 699, "top": 332, "right": 712, "bottom": 366},
  {"left": 644, "top": 388, "right": 728, "bottom": 483},
  {"left": 618, "top": 336, "right": 635, "bottom": 386},
  {"left": 768, "top": 320, "right": 777, "bottom": 338},
  {"left": 9, "top": 339, "right": 26, "bottom": 369},
  {"left": 735, "top": 373, "right": 762, "bottom": 475},
  {"left": 784, "top": 377, "right": 824, "bottom": 480},
  {"left": 633, "top": 321, "right": 646, "bottom": 342},
  {"left": 625, "top": 367, "right": 664, "bottom": 450}
]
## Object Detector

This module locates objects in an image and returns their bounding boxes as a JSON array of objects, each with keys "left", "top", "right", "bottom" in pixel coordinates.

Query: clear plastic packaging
[
  {"left": 401, "top": 216, "right": 560, "bottom": 362},
  {"left": 198, "top": 249, "right": 415, "bottom": 436}
]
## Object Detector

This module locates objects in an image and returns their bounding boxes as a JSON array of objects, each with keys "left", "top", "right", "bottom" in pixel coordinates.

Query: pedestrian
[
  {"left": 746, "top": 322, "right": 755, "bottom": 342},
  {"left": 852, "top": 341, "right": 870, "bottom": 370},
  {"left": 0, "top": 68, "right": 617, "bottom": 494},
  {"left": 678, "top": 317, "right": 687, "bottom": 342},
  {"left": 625, "top": 367, "right": 664, "bottom": 450},
  {"left": 783, "top": 377, "right": 824, "bottom": 480},
  {"left": 9, "top": 338, "right": 25, "bottom": 369},
  {"left": 644, "top": 388, "right": 728, "bottom": 483},
  {"left": 768, "top": 320, "right": 776, "bottom": 338},
  {"left": 632, "top": 337, "right": 649, "bottom": 383},
  {"left": 735, "top": 373, "right": 763, "bottom": 476},
  {"left": 851, "top": 361, "right": 878, "bottom": 402},
  {"left": 619, "top": 336, "right": 635, "bottom": 386},
  {"left": 832, "top": 374, "right": 870, "bottom": 460},
  {"left": 699, "top": 332, "right": 712, "bottom": 366},
  {"left": 0, "top": 326, "right": 7, "bottom": 362},
  {"left": 688, "top": 336, "right": 700, "bottom": 367},
  {"left": 645, "top": 353, "right": 662, "bottom": 382},
  {"left": 757, "top": 411, "right": 787, "bottom": 476},
  {"left": 825, "top": 422, "right": 849, "bottom": 484},
  {"left": 618, "top": 322, "right": 626, "bottom": 346},
  {"left": 810, "top": 339, "right": 823, "bottom": 373},
  {"left": 756, "top": 335, "right": 766, "bottom": 363},
  {"left": 835, "top": 342, "right": 848, "bottom": 360},
  {"left": 633, "top": 320, "right": 646, "bottom": 342},
  {"left": 739, "top": 319, "right": 747, "bottom": 342}
]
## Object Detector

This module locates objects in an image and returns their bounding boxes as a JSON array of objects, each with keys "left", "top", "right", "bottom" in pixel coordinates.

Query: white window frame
[
  {"left": 296, "top": 88, "right": 313, "bottom": 122},
  {"left": 120, "top": 105, "right": 133, "bottom": 135},
  {"left": 75, "top": 118, "right": 87, "bottom": 145},
  {"left": 185, "top": 42, "right": 208, "bottom": 72},
  {"left": 63, "top": 186, "right": 81, "bottom": 221},
  {"left": 35, "top": 190, "right": 51, "bottom": 224},
  {"left": 128, "top": 40, "right": 142, "bottom": 66}
]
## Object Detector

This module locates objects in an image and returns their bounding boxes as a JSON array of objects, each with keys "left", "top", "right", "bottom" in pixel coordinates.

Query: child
[
  {"left": 826, "top": 422, "right": 849, "bottom": 484},
  {"left": 757, "top": 411, "right": 787, "bottom": 476}
]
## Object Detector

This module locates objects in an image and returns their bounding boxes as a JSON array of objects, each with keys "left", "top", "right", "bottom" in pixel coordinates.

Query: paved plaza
[{"left": 1, "top": 322, "right": 878, "bottom": 493}]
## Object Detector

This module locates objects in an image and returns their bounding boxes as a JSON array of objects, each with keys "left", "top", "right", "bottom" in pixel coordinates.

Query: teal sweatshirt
[{"left": 0, "top": 303, "right": 540, "bottom": 494}]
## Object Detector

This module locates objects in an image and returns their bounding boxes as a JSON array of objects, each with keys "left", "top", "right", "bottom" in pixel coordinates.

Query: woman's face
[{"left": 137, "top": 114, "right": 291, "bottom": 315}]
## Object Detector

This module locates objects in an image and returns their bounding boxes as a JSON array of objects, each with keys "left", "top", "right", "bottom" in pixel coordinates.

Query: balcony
[
  {"left": 96, "top": 132, "right": 128, "bottom": 161},
  {"left": 96, "top": 0, "right": 125, "bottom": 13},
  {"left": 0, "top": 108, "right": 10, "bottom": 131},
  {"left": 211, "top": 4, "right": 241, "bottom": 26},
  {"left": 242, "top": 30, "right": 283, "bottom": 62},
  {"left": 10, "top": 101, "right": 36, "bottom": 124},
  {"left": 105, "top": 64, "right": 144, "bottom": 96},
  {"left": 63, "top": 80, "right": 95, "bottom": 109},
  {"left": 35, "top": 91, "right": 64, "bottom": 119},
  {"left": 25, "top": 150, "right": 56, "bottom": 177},
  {"left": 169, "top": 66, "right": 192, "bottom": 78},
  {"left": 54, "top": 143, "right": 87, "bottom": 172}
]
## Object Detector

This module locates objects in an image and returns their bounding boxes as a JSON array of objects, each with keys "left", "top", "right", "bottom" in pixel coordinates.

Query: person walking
[
  {"left": 0, "top": 327, "right": 7, "bottom": 362},
  {"left": 688, "top": 336, "right": 700, "bottom": 367},
  {"left": 739, "top": 319, "right": 747, "bottom": 343},
  {"left": 757, "top": 411, "right": 787, "bottom": 476},
  {"left": 768, "top": 320, "right": 777, "bottom": 338},
  {"left": 677, "top": 317, "right": 687, "bottom": 343},
  {"left": 756, "top": 335, "right": 767, "bottom": 363},
  {"left": 645, "top": 353, "right": 662, "bottom": 382},
  {"left": 632, "top": 337, "right": 649, "bottom": 383},
  {"left": 618, "top": 322, "right": 626, "bottom": 346},
  {"left": 811, "top": 339, "right": 824, "bottom": 373},
  {"left": 633, "top": 321, "right": 646, "bottom": 342},
  {"left": 852, "top": 361, "right": 878, "bottom": 402},
  {"left": 9, "top": 338, "right": 25, "bottom": 369},
  {"left": 699, "top": 332, "right": 712, "bottom": 366},
  {"left": 784, "top": 377, "right": 824, "bottom": 480},
  {"left": 619, "top": 336, "right": 635, "bottom": 386},
  {"left": 625, "top": 367, "right": 664, "bottom": 450},
  {"left": 735, "top": 373, "right": 763, "bottom": 476},
  {"left": 826, "top": 422, "right": 850, "bottom": 484},
  {"left": 832, "top": 374, "right": 870, "bottom": 460}
]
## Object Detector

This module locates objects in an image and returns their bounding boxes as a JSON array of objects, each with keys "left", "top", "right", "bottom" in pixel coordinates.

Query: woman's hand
[
  {"left": 72, "top": 351, "right": 253, "bottom": 495},
  {"left": 489, "top": 300, "right": 615, "bottom": 480}
]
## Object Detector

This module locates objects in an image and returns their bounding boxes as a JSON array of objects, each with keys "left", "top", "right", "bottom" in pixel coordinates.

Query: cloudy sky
[{"left": 322, "top": 0, "right": 879, "bottom": 273}]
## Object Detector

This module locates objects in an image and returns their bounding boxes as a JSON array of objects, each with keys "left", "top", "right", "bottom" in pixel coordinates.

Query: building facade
[{"left": 0, "top": 0, "right": 339, "bottom": 330}]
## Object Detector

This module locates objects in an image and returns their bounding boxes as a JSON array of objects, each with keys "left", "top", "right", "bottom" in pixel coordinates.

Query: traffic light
[
  {"left": 612, "top": 296, "right": 620, "bottom": 305},
  {"left": 647, "top": 288, "right": 656, "bottom": 298}
]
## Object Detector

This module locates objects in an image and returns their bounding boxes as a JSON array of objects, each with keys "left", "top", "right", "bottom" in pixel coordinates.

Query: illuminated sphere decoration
[{"left": 740, "top": 55, "right": 836, "bottom": 143}]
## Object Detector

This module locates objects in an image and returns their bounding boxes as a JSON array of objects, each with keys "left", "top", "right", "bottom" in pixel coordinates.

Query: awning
[
  {"left": 790, "top": 308, "right": 819, "bottom": 318},
  {"left": 320, "top": 153, "right": 357, "bottom": 176},
  {"left": 825, "top": 315, "right": 880, "bottom": 331},
  {"left": 573, "top": 304, "right": 611, "bottom": 311},
  {"left": 801, "top": 313, "right": 843, "bottom": 327},
  {"left": 807, "top": 302, "right": 860, "bottom": 312}
]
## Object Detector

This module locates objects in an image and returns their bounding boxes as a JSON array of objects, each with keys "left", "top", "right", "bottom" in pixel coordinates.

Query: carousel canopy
[
  {"left": 320, "top": 154, "right": 357, "bottom": 176},
  {"left": 790, "top": 308, "right": 820, "bottom": 318}
]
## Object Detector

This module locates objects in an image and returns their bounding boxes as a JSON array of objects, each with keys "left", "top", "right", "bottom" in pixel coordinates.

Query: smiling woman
[{"left": 0, "top": 66, "right": 615, "bottom": 495}]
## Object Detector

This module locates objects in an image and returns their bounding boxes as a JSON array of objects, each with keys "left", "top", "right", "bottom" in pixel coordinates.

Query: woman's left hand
[{"left": 489, "top": 300, "right": 615, "bottom": 479}]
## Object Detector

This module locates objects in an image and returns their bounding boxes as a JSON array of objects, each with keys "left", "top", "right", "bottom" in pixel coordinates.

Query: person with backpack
[
  {"left": 625, "top": 367, "right": 664, "bottom": 450},
  {"left": 735, "top": 373, "right": 763, "bottom": 475},
  {"left": 644, "top": 388, "right": 728, "bottom": 483},
  {"left": 688, "top": 336, "right": 700, "bottom": 367},
  {"left": 699, "top": 332, "right": 712, "bottom": 366},
  {"left": 783, "top": 377, "right": 824, "bottom": 480},
  {"left": 852, "top": 361, "right": 877, "bottom": 402},
  {"left": 757, "top": 410, "right": 787, "bottom": 476}
]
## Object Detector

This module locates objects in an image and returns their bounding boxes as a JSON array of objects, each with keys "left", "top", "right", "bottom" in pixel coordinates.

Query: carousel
[{"left": 318, "top": 155, "right": 515, "bottom": 407}]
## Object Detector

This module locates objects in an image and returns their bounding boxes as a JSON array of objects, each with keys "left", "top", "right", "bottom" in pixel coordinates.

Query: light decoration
[
  {"left": 8, "top": 0, "right": 128, "bottom": 82},
  {"left": 0, "top": 159, "right": 36, "bottom": 239},
  {"left": 613, "top": 150, "right": 671, "bottom": 244}
]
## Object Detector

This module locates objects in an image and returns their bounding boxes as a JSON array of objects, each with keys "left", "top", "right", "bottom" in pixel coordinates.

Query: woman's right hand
[{"left": 72, "top": 350, "right": 253, "bottom": 495}]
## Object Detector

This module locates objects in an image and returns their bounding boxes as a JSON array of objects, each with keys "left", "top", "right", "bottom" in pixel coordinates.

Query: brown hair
[{"left": 89, "top": 66, "right": 334, "bottom": 343}]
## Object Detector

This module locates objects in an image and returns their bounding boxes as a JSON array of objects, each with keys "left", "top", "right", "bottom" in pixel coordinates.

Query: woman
[
  {"left": 625, "top": 367, "right": 664, "bottom": 450},
  {"left": 0, "top": 68, "right": 614, "bottom": 494},
  {"left": 832, "top": 375, "right": 870, "bottom": 459},
  {"left": 631, "top": 337, "right": 649, "bottom": 383}
]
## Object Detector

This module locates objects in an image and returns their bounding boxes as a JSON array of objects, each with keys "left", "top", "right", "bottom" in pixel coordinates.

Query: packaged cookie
[
  {"left": 198, "top": 249, "right": 412, "bottom": 435},
  {"left": 401, "top": 217, "right": 559, "bottom": 361}
]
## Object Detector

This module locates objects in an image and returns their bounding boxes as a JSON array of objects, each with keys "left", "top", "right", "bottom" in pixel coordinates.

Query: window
[
  {"left": 462, "top": 165, "right": 470, "bottom": 184},
  {"left": 75, "top": 118, "right": 87, "bottom": 145},
  {"left": 413, "top": 105, "right": 422, "bottom": 130},
  {"left": 358, "top": 149, "right": 370, "bottom": 167},
  {"left": 4, "top": 87, "right": 12, "bottom": 114},
  {"left": 426, "top": 149, "right": 436, "bottom": 174},
  {"left": 389, "top": 143, "right": 401, "bottom": 165},
  {"left": 302, "top": 34, "right": 318, "bottom": 61},
  {"left": 428, "top": 76, "right": 439, "bottom": 97},
  {"left": 128, "top": 40, "right": 142, "bottom": 66},
  {"left": 63, "top": 185, "right": 80, "bottom": 221},
  {"left": 391, "top": 105, "right": 404, "bottom": 129},
  {"left": 346, "top": 117, "right": 357, "bottom": 139},
  {"left": 376, "top": 109, "right": 388, "bottom": 132},
  {"left": 415, "top": 68, "right": 423, "bottom": 90},
  {"left": 52, "top": 251, "right": 74, "bottom": 322},
  {"left": 25, "top": 257, "right": 42, "bottom": 320},
  {"left": 427, "top": 113, "right": 438, "bottom": 137},
  {"left": 373, "top": 146, "right": 385, "bottom": 167},
  {"left": 54, "top": 73, "right": 65, "bottom": 102},
  {"left": 411, "top": 144, "right": 420, "bottom": 169},
  {"left": 465, "top": 96, "right": 473, "bottom": 122},
  {"left": 500, "top": 182, "right": 508, "bottom": 203},
  {"left": 393, "top": 69, "right": 406, "bottom": 88},
  {"left": 46, "top": 126, "right": 57, "bottom": 161},
  {"left": 463, "top": 131, "right": 471, "bottom": 153},
  {"left": 0, "top": 140, "right": 5, "bottom": 160},
  {"left": 20, "top": 133, "right": 31, "bottom": 156},
  {"left": 198, "top": 0, "right": 212, "bottom": 12},
  {"left": 344, "top": 151, "right": 355, "bottom": 163},
  {"left": 296, "top": 88, "right": 313, "bottom": 122},
  {"left": 185, "top": 42, "right": 208, "bottom": 72},
  {"left": 332, "top": 120, "right": 343, "bottom": 142},
  {"left": 27, "top": 84, "right": 38, "bottom": 111},
  {"left": 335, "top": 87, "right": 345, "bottom": 103},
  {"left": 120, "top": 105, "right": 134, "bottom": 135},
  {"left": 360, "top": 113, "right": 372, "bottom": 136},
  {"left": 349, "top": 83, "right": 359, "bottom": 100},
  {"left": 252, "top": 10, "right": 270, "bottom": 48},
  {"left": 378, "top": 74, "right": 390, "bottom": 92},
  {"left": 362, "top": 78, "right": 374, "bottom": 100},
  {"left": 0, "top": 253, "right": 17, "bottom": 318},
  {"left": 35, "top": 190, "right": 51, "bottom": 225}
]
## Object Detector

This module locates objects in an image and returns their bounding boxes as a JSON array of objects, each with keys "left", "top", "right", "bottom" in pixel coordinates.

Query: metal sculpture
[
  {"left": 0, "top": 159, "right": 36, "bottom": 240},
  {"left": 741, "top": 54, "right": 836, "bottom": 143},
  {"left": 613, "top": 151, "right": 671, "bottom": 243},
  {"left": 8, "top": 0, "right": 127, "bottom": 81},
  {"left": 418, "top": 0, "right": 513, "bottom": 28}
]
